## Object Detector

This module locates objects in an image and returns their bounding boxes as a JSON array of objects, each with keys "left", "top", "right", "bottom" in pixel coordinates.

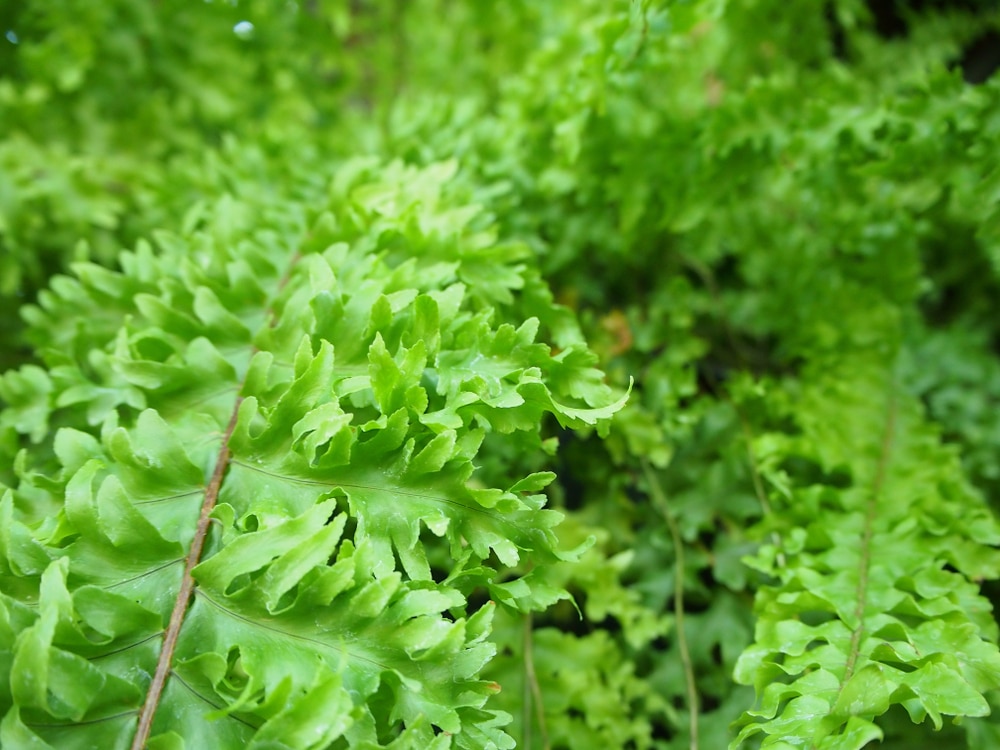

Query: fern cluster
[{"left": 2, "top": 1, "right": 1000, "bottom": 748}]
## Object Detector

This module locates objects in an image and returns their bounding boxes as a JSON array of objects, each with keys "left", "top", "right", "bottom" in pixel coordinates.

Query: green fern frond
[
  {"left": 732, "top": 355, "right": 1000, "bottom": 749},
  {"left": 0, "top": 159, "right": 625, "bottom": 748}
]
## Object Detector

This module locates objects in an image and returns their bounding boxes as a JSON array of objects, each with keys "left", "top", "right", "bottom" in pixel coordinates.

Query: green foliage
[
  {"left": 0, "top": 154, "right": 625, "bottom": 747},
  {"left": 733, "top": 355, "right": 1000, "bottom": 748},
  {"left": 2, "top": 0, "right": 1000, "bottom": 748}
]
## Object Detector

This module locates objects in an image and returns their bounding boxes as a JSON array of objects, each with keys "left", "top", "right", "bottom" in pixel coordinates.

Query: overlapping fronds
[{"left": 3, "top": 1, "right": 1000, "bottom": 748}]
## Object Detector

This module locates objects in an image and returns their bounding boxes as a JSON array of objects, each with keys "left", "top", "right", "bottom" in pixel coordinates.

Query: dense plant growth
[{"left": 1, "top": 1, "right": 999, "bottom": 748}]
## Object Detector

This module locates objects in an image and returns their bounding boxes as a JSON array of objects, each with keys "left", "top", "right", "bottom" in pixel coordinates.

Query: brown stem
[
  {"left": 130, "top": 400, "right": 243, "bottom": 749},
  {"left": 129, "top": 236, "right": 300, "bottom": 747}
]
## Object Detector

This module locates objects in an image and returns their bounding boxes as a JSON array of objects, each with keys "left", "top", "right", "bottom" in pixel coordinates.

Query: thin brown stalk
[
  {"left": 130, "top": 400, "right": 243, "bottom": 749},
  {"left": 642, "top": 460, "right": 699, "bottom": 750},
  {"left": 130, "top": 246, "right": 305, "bottom": 746}
]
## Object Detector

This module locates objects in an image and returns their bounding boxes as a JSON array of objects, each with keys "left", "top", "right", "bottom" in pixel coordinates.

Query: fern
[
  {"left": 4, "top": 1, "right": 1000, "bottom": 748},
  {"left": 0, "top": 159, "right": 625, "bottom": 748},
  {"left": 732, "top": 354, "right": 1000, "bottom": 748}
]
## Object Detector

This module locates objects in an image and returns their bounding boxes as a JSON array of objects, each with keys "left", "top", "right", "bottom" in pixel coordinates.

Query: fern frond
[
  {"left": 732, "top": 355, "right": 1000, "bottom": 748},
  {"left": 0, "top": 159, "right": 625, "bottom": 748}
]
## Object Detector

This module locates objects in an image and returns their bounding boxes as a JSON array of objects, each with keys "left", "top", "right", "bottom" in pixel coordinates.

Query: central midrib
[
  {"left": 841, "top": 394, "right": 897, "bottom": 686},
  {"left": 815, "top": 390, "right": 898, "bottom": 750},
  {"left": 129, "top": 250, "right": 302, "bottom": 749},
  {"left": 129, "top": 399, "right": 243, "bottom": 749}
]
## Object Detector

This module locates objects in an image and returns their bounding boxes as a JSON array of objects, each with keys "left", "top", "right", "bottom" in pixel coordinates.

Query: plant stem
[
  {"left": 844, "top": 393, "right": 897, "bottom": 685},
  {"left": 642, "top": 460, "right": 699, "bottom": 750},
  {"left": 131, "top": 253, "right": 300, "bottom": 748},
  {"left": 130, "top": 400, "right": 242, "bottom": 749},
  {"left": 811, "top": 390, "right": 898, "bottom": 750},
  {"left": 523, "top": 611, "right": 550, "bottom": 750}
]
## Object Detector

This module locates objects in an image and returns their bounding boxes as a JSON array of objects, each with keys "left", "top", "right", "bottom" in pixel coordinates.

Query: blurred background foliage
[{"left": 2, "top": 0, "right": 1000, "bottom": 747}]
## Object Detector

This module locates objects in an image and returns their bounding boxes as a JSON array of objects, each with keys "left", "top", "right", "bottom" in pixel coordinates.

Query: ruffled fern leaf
[
  {"left": 0, "top": 159, "right": 625, "bottom": 748},
  {"left": 732, "top": 355, "right": 1000, "bottom": 749}
]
